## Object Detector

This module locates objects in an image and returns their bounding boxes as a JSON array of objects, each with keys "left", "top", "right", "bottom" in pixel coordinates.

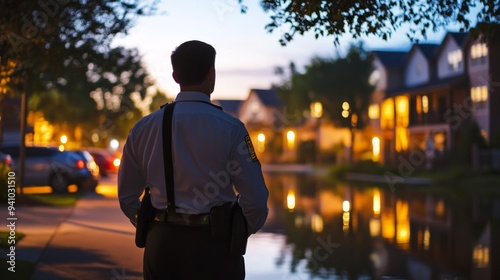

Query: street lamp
[
  {"left": 257, "top": 133, "right": 266, "bottom": 153},
  {"left": 342, "top": 101, "right": 350, "bottom": 118},
  {"left": 59, "top": 135, "right": 68, "bottom": 151}
]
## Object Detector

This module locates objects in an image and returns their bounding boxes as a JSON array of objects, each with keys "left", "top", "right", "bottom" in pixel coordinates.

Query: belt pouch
[
  {"left": 230, "top": 203, "right": 248, "bottom": 255},
  {"left": 209, "top": 202, "right": 232, "bottom": 240}
]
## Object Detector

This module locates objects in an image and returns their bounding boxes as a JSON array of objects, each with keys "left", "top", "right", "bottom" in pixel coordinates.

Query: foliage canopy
[{"left": 255, "top": 0, "right": 500, "bottom": 45}]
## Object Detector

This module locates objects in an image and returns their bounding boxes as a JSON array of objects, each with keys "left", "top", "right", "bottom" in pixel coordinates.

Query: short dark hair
[{"left": 171, "top": 40, "right": 216, "bottom": 86}]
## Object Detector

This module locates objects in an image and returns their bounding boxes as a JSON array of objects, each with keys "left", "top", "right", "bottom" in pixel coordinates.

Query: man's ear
[
  {"left": 208, "top": 67, "right": 215, "bottom": 82},
  {"left": 172, "top": 72, "right": 179, "bottom": 84}
]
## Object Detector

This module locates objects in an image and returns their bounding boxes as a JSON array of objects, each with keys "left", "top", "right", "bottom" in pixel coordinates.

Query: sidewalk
[
  {"left": 31, "top": 192, "right": 143, "bottom": 279},
  {"left": 1, "top": 191, "right": 144, "bottom": 280}
]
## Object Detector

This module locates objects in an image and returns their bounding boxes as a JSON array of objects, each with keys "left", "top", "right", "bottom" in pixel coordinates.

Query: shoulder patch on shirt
[{"left": 245, "top": 135, "right": 258, "bottom": 162}]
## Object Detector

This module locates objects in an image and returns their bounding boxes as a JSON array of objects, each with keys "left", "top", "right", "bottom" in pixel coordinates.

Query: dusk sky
[{"left": 111, "top": 0, "right": 465, "bottom": 101}]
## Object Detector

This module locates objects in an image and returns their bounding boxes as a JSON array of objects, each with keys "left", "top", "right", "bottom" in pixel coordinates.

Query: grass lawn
[
  {"left": 0, "top": 257, "right": 36, "bottom": 280},
  {"left": 17, "top": 192, "right": 82, "bottom": 207},
  {"left": 0, "top": 231, "right": 25, "bottom": 249},
  {"left": 331, "top": 161, "right": 500, "bottom": 194},
  {"left": 0, "top": 231, "right": 34, "bottom": 278}
]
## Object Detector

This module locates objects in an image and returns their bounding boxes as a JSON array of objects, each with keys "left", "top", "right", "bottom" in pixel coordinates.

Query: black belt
[{"left": 154, "top": 209, "right": 210, "bottom": 226}]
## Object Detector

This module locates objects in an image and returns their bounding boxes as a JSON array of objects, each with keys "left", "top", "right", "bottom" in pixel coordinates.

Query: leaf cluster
[
  {"left": 0, "top": 0, "right": 158, "bottom": 142},
  {"left": 276, "top": 43, "right": 373, "bottom": 128},
  {"left": 258, "top": 0, "right": 500, "bottom": 45}
]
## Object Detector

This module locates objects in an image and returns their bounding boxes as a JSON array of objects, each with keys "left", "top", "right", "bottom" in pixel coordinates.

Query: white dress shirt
[{"left": 118, "top": 91, "right": 269, "bottom": 234}]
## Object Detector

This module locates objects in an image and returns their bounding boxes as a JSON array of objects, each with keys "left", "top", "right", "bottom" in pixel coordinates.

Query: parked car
[
  {"left": 0, "top": 144, "right": 100, "bottom": 193},
  {"left": 87, "top": 148, "right": 121, "bottom": 177},
  {"left": 71, "top": 150, "right": 101, "bottom": 192}
]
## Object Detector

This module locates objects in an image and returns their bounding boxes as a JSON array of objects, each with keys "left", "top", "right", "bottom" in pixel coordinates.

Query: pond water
[{"left": 244, "top": 172, "right": 500, "bottom": 280}]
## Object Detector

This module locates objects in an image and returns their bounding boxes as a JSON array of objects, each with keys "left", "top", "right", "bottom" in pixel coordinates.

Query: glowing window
[
  {"left": 422, "top": 95, "right": 429, "bottom": 113},
  {"left": 447, "top": 49, "right": 462, "bottom": 70},
  {"left": 471, "top": 43, "right": 488, "bottom": 59},
  {"left": 380, "top": 98, "right": 394, "bottom": 130},
  {"left": 471, "top": 86, "right": 488, "bottom": 110}
]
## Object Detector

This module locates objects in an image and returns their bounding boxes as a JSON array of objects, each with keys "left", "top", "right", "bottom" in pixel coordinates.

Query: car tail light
[
  {"left": 113, "top": 158, "right": 121, "bottom": 167},
  {"left": 5, "top": 155, "right": 12, "bottom": 165},
  {"left": 76, "top": 159, "right": 85, "bottom": 169}
]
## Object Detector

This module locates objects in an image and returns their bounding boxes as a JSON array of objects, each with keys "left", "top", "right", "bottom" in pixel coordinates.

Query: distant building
[
  {"left": 238, "top": 89, "right": 285, "bottom": 162},
  {"left": 369, "top": 30, "right": 500, "bottom": 166},
  {"left": 212, "top": 99, "right": 242, "bottom": 118}
]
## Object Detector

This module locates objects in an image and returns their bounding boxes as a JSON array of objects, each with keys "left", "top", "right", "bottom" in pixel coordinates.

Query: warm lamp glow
[
  {"left": 368, "top": 104, "right": 380, "bottom": 119},
  {"left": 311, "top": 214, "right": 324, "bottom": 233},
  {"left": 257, "top": 133, "right": 265, "bottom": 143},
  {"left": 372, "top": 137, "right": 380, "bottom": 161},
  {"left": 342, "top": 102, "right": 350, "bottom": 111},
  {"left": 373, "top": 189, "right": 381, "bottom": 215},
  {"left": 60, "top": 135, "right": 68, "bottom": 144},
  {"left": 342, "top": 200, "right": 350, "bottom": 212},
  {"left": 286, "top": 130, "right": 295, "bottom": 149},
  {"left": 310, "top": 102, "right": 323, "bottom": 118},
  {"left": 287, "top": 191, "right": 296, "bottom": 210},
  {"left": 257, "top": 133, "right": 266, "bottom": 153}
]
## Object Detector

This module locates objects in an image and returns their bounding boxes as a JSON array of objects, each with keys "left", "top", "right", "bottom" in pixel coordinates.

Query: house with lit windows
[
  {"left": 369, "top": 51, "right": 408, "bottom": 163},
  {"left": 467, "top": 35, "right": 500, "bottom": 146},
  {"left": 369, "top": 30, "right": 500, "bottom": 166},
  {"left": 238, "top": 88, "right": 286, "bottom": 162}
]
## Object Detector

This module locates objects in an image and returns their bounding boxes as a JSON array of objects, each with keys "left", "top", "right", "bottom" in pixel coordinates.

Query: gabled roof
[
  {"left": 449, "top": 32, "right": 468, "bottom": 46},
  {"left": 435, "top": 32, "right": 469, "bottom": 58},
  {"left": 251, "top": 89, "right": 283, "bottom": 108},
  {"left": 371, "top": 51, "right": 408, "bottom": 69},
  {"left": 414, "top": 43, "right": 439, "bottom": 60},
  {"left": 213, "top": 100, "right": 242, "bottom": 116}
]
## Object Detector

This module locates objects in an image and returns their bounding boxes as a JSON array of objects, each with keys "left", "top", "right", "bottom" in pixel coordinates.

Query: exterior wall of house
[
  {"left": 369, "top": 58, "right": 387, "bottom": 162},
  {"left": 405, "top": 49, "right": 431, "bottom": 87},
  {"left": 387, "top": 68, "right": 405, "bottom": 91},
  {"left": 372, "top": 58, "right": 387, "bottom": 92},
  {"left": 239, "top": 92, "right": 269, "bottom": 126},
  {"left": 468, "top": 37, "right": 491, "bottom": 142},
  {"left": 490, "top": 39, "right": 500, "bottom": 146},
  {"left": 438, "top": 36, "right": 465, "bottom": 79}
]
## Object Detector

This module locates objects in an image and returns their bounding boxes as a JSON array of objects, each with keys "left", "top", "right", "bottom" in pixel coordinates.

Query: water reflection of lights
[
  {"left": 287, "top": 191, "right": 296, "bottom": 210},
  {"left": 343, "top": 212, "right": 350, "bottom": 232},
  {"left": 396, "top": 200, "right": 410, "bottom": 247},
  {"left": 373, "top": 189, "right": 380, "bottom": 216},
  {"left": 369, "top": 218, "right": 381, "bottom": 237},
  {"left": 473, "top": 244, "right": 490, "bottom": 268},
  {"left": 342, "top": 200, "right": 350, "bottom": 233},
  {"left": 294, "top": 216, "right": 304, "bottom": 227},
  {"left": 311, "top": 214, "right": 324, "bottom": 233}
]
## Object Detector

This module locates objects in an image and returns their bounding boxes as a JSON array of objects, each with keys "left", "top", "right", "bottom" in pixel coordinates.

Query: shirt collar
[{"left": 175, "top": 91, "right": 211, "bottom": 103}]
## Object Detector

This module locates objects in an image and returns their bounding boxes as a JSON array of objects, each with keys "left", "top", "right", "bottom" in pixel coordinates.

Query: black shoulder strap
[{"left": 162, "top": 102, "right": 177, "bottom": 214}]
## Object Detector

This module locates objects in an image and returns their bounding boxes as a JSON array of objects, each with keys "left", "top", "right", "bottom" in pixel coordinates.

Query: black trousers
[{"left": 143, "top": 222, "right": 245, "bottom": 280}]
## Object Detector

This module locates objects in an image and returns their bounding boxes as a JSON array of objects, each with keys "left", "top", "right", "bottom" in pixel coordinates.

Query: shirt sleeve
[
  {"left": 118, "top": 131, "right": 146, "bottom": 223},
  {"left": 230, "top": 124, "right": 269, "bottom": 234}
]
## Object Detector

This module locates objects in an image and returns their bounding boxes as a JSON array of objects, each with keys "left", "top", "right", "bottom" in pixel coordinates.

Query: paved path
[
  {"left": 31, "top": 192, "right": 143, "bottom": 280},
  {"left": 1, "top": 174, "right": 144, "bottom": 280}
]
